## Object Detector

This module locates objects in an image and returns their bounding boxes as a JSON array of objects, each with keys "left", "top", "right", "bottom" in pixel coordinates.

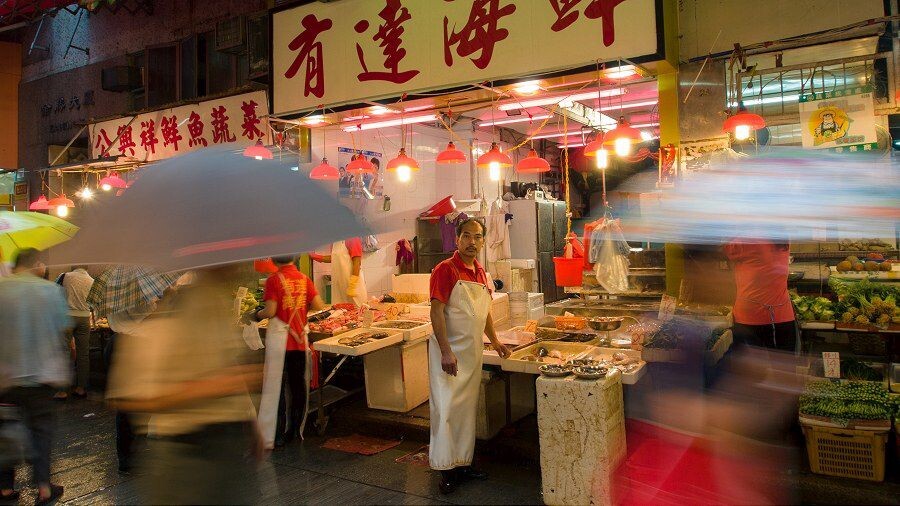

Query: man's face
[
  {"left": 456, "top": 221, "right": 485, "bottom": 260},
  {"left": 822, "top": 113, "right": 835, "bottom": 125}
]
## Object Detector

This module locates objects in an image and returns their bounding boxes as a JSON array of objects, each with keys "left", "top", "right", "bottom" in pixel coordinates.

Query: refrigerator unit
[{"left": 507, "top": 199, "right": 568, "bottom": 303}]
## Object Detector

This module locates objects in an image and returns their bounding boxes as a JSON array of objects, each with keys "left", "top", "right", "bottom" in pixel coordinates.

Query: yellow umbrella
[{"left": 0, "top": 211, "right": 79, "bottom": 261}]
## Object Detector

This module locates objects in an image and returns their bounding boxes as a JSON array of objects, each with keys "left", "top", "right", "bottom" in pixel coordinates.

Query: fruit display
[
  {"left": 834, "top": 254, "right": 893, "bottom": 272},
  {"left": 838, "top": 238, "right": 893, "bottom": 252},
  {"left": 799, "top": 380, "right": 894, "bottom": 421},
  {"left": 236, "top": 290, "right": 260, "bottom": 315},
  {"left": 830, "top": 278, "right": 900, "bottom": 327},
  {"left": 791, "top": 293, "right": 835, "bottom": 322}
]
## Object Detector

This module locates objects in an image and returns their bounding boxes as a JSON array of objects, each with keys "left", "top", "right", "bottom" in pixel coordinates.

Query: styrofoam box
[
  {"left": 407, "top": 302, "right": 432, "bottom": 320},
  {"left": 391, "top": 274, "right": 431, "bottom": 296},
  {"left": 313, "top": 328, "right": 403, "bottom": 356},
  {"left": 370, "top": 320, "right": 433, "bottom": 342},
  {"left": 363, "top": 338, "right": 429, "bottom": 412},
  {"left": 492, "top": 292, "right": 510, "bottom": 322},
  {"left": 509, "top": 259, "right": 536, "bottom": 269},
  {"left": 509, "top": 292, "right": 544, "bottom": 310}
]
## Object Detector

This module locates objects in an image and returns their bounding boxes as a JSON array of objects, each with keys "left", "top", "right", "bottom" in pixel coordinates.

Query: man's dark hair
[
  {"left": 14, "top": 248, "right": 42, "bottom": 269},
  {"left": 271, "top": 255, "right": 296, "bottom": 265},
  {"left": 456, "top": 218, "right": 486, "bottom": 238}
]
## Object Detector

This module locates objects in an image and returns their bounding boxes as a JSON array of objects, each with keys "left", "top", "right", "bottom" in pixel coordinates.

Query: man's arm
[
  {"left": 310, "top": 295, "right": 327, "bottom": 311},
  {"left": 255, "top": 300, "right": 278, "bottom": 320},
  {"left": 351, "top": 256, "right": 362, "bottom": 277},
  {"left": 430, "top": 300, "right": 458, "bottom": 376},
  {"left": 484, "top": 313, "right": 511, "bottom": 358}
]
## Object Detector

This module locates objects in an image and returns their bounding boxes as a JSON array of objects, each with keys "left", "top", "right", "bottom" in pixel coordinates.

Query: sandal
[{"left": 35, "top": 484, "right": 63, "bottom": 506}]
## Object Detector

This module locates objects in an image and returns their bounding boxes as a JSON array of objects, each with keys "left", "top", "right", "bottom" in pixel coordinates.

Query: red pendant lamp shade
[
  {"left": 98, "top": 172, "right": 127, "bottom": 190},
  {"left": 310, "top": 158, "right": 340, "bottom": 180},
  {"left": 582, "top": 137, "right": 605, "bottom": 157},
  {"left": 476, "top": 142, "right": 513, "bottom": 168},
  {"left": 437, "top": 141, "right": 467, "bottom": 164},
  {"left": 603, "top": 117, "right": 643, "bottom": 146},
  {"left": 723, "top": 108, "right": 766, "bottom": 133},
  {"left": 386, "top": 148, "right": 420, "bottom": 171},
  {"left": 29, "top": 195, "right": 51, "bottom": 210},
  {"left": 48, "top": 194, "right": 75, "bottom": 208},
  {"left": 243, "top": 140, "right": 273, "bottom": 160},
  {"left": 346, "top": 154, "right": 376, "bottom": 175},
  {"left": 516, "top": 149, "right": 551, "bottom": 173}
]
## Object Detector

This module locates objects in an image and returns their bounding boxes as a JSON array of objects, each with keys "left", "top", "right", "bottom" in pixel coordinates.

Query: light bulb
[
  {"left": 614, "top": 137, "right": 631, "bottom": 157},
  {"left": 734, "top": 124, "right": 751, "bottom": 140},
  {"left": 101, "top": 183, "right": 112, "bottom": 192},
  {"left": 56, "top": 205, "right": 69, "bottom": 218},
  {"left": 595, "top": 148, "right": 609, "bottom": 169},
  {"left": 78, "top": 188, "right": 93, "bottom": 199},
  {"left": 489, "top": 161, "right": 501, "bottom": 181},
  {"left": 640, "top": 131, "right": 653, "bottom": 141},
  {"left": 396, "top": 165, "right": 412, "bottom": 182}
]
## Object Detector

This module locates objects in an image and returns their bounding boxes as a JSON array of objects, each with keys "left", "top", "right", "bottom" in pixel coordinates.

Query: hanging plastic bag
[
  {"left": 590, "top": 218, "right": 630, "bottom": 293},
  {"left": 362, "top": 234, "right": 379, "bottom": 253}
]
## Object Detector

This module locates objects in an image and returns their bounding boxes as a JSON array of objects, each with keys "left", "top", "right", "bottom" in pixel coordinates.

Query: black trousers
[
  {"left": 104, "top": 332, "right": 142, "bottom": 469},
  {"left": 732, "top": 321, "right": 798, "bottom": 352},
  {"left": 0, "top": 386, "right": 55, "bottom": 488},
  {"left": 275, "top": 350, "right": 308, "bottom": 438}
]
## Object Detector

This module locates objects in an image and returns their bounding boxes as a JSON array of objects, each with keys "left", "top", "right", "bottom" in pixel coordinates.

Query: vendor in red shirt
[
  {"left": 428, "top": 218, "right": 510, "bottom": 495},
  {"left": 311, "top": 238, "right": 368, "bottom": 305},
  {"left": 253, "top": 255, "right": 326, "bottom": 448},
  {"left": 724, "top": 241, "right": 796, "bottom": 351}
]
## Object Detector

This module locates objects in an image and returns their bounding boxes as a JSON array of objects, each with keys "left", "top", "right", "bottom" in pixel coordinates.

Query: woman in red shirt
[{"left": 724, "top": 242, "right": 796, "bottom": 351}]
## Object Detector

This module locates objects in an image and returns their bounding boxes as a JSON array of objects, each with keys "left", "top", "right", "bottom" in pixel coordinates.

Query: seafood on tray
[
  {"left": 336, "top": 331, "right": 392, "bottom": 347},
  {"left": 308, "top": 304, "right": 385, "bottom": 334},
  {"left": 373, "top": 321, "right": 423, "bottom": 330}
]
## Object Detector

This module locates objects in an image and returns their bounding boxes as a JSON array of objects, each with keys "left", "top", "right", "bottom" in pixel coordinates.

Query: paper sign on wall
[
  {"left": 658, "top": 294, "right": 677, "bottom": 321},
  {"left": 822, "top": 352, "right": 841, "bottom": 378},
  {"left": 799, "top": 86, "right": 877, "bottom": 152}
]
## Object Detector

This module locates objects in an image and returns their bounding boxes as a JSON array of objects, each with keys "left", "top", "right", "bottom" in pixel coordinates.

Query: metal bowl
[
  {"left": 587, "top": 317, "right": 624, "bottom": 332},
  {"left": 539, "top": 364, "right": 573, "bottom": 378},
  {"left": 573, "top": 365, "right": 609, "bottom": 380},
  {"left": 788, "top": 271, "right": 805, "bottom": 282}
]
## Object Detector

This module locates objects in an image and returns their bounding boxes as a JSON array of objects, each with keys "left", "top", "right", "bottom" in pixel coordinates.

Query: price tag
[
  {"left": 524, "top": 319, "right": 539, "bottom": 333},
  {"left": 234, "top": 286, "right": 248, "bottom": 318},
  {"left": 363, "top": 309, "right": 374, "bottom": 328},
  {"left": 658, "top": 294, "right": 677, "bottom": 321},
  {"left": 822, "top": 352, "right": 841, "bottom": 378}
]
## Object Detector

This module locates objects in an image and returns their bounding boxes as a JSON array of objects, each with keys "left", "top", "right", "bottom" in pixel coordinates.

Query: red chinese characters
[
  {"left": 284, "top": 14, "right": 333, "bottom": 99},
  {"left": 94, "top": 128, "right": 113, "bottom": 156},
  {"left": 140, "top": 120, "right": 159, "bottom": 155},
  {"left": 210, "top": 106, "right": 237, "bottom": 144},
  {"left": 443, "top": 0, "right": 516, "bottom": 70},
  {"left": 160, "top": 115, "right": 183, "bottom": 151},
  {"left": 187, "top": 111, "right": 208, "bottom": 147},
  {"left": 353, "top": 0, "right": 419, "bottom": 84},
  {"left": 240, "top": 100, "right": 265, "bottom": 141},
  {"left": 116, "top": 125, "right": 136, "bottom": 156},
  {"left": 548, "top": 0, "right": 627, "bottom": 47}
]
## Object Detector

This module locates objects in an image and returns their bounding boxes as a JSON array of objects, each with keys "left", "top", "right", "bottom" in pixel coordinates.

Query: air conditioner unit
[{"left": 216, "top": 16, "right": 246, "bottom": 54}]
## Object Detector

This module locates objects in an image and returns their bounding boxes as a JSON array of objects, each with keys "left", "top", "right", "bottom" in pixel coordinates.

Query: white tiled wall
[{"left": 305, "top": 122, "right": 540, "bottom": 299}]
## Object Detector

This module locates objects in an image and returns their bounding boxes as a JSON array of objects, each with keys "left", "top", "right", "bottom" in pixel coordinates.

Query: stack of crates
[{"left": 509, "top": 292, "right": 544, "bottom": 326}]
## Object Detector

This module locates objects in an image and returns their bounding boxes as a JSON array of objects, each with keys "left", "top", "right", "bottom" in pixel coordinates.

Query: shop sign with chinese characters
[
  {"left": 273, "top": 0, "right": 663, "bottom": 114},
  {"left": 798, "top": 86, "right": 878, "bottom": 152},
  {"left": 89, "top": 91, "right": 271, "bottom": 161}
]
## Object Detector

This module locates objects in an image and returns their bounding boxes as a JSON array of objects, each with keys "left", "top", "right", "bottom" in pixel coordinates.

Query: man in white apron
[
  {"left": 311, "top": 238, "right": 368, "bottom": 305},
  {"left": 251, "top": 255, "right": 326, "bottom": 449},
  {"left": 428, "top": 219, "right": 510, "bottom": 494}
]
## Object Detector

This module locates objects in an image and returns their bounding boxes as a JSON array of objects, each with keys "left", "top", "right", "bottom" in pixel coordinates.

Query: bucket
[
  {"left": 553, "top": 256, "right": 584, "bottom": 287},
  {"left": 421, "top": 195, "right": 456, "bottom": 218}
]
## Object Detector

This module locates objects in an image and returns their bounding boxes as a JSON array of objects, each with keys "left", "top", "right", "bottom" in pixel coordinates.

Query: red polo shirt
[
  {"left": 263, "top": 264, "right": 318, "bottom": 351},
  {"left": 430, "top": 251, "right": 491, "bottom": 304}
]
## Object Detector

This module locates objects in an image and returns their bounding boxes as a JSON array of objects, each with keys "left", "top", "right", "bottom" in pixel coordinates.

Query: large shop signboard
[
  {"left": 273, "top": 0, "right": 663, "bottom": 115},
  {"left": 89, "top": 91, "right": 271, "bottom": 161},
  {"left": 798, "top": 86, "right": 878, "bottom": 152}
]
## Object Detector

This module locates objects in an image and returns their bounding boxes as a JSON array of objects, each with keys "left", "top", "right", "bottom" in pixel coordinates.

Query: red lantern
[
  {"left": 310, "top": 158, "right": 340, "bottom": 180},
  {"left": 436, "top": 141, "right": 467, "bottom": 164},
  {"left": 516, "top": 149, "right": 550, "bottom": 173}
]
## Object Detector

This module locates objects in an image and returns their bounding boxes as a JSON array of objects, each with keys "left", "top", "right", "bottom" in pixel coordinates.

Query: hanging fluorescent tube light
[
  {"left": 478, "top": 114, "right": 552, "bottom": 127},
  {"left": 594, "top": 99, "right": 658, "bottom": 112},
  {"left": 530, "top": 131, "right": 586, "bottom": 140},
  {"left": 631, "top": 122, "right": 660, "bottom": 129},
  {"left": 342, "top": 113, "right": 438, "bottom": 132},
  {"left": 498, "top": 88, "right": 625, "bottom": 111},
  {"left": 558, "top": 142, "right": 587, "bottom": 148}
]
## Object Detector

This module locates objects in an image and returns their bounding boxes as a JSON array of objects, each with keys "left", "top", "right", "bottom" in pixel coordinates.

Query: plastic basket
[
  {"left": 848, "top": 334, "right": 887, "bottom": 356},
  {"left": 801, "top": 423, "right": 888, "bottom": 482},
  {"left": 554, "top": 316, "right": 587, "bottom": 331}
]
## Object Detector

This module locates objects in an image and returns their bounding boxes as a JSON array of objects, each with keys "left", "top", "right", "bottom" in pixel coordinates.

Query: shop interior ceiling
[{"left": 287, "top": 69, "right": 660, "bottom": 152}]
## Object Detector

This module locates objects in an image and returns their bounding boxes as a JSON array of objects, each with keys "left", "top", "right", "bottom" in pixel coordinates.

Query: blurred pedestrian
[
  {"left": 251, "top": 255, "right": 326, "bottom": 449},
  {"left": 55, "top": 266, "right": 94, "bottom": 399},
  {"left": 0, "top": 248, "right": 70, "bottom": 505},
  {"left": 107, "top": 266, "right": 263, "bottom": 505}
]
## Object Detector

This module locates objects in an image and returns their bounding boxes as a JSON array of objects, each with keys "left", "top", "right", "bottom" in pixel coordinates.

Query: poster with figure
[
  {"left": 337, "top": 147, "right": 383, "bottom": 199},
  {"left": 799, "top": 86, "right": 877, "bottom": 152}
]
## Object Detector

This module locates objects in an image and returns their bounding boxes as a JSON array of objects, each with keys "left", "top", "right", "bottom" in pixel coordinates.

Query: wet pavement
[{"left": 6, "top": 392, "right": 900, "bottom": 505}]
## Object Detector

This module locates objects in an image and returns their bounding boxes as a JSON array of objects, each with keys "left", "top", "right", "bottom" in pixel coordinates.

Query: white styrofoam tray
[
  {"left": 370, "top": 320, "right": 433, "bottom": 342},
  {"left": 313, "top": 328, "right": 403, "bottom": 356},
  {"left": 502, "top": 342, "right": 645, "bottom": 384}
]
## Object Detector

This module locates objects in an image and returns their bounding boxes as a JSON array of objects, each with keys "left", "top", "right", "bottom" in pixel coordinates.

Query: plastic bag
[{"left": 589, "top": 218, "right": 630, "bottom": 293}]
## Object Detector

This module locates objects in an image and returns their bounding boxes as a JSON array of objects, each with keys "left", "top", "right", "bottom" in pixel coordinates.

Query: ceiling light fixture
[
  {"left": 516, "top": 148, "right": 551, "bottom": 173},
  {"left": 513, "top": 80, "right": 542, "bottom": 95},
  {"left": 29, "top": 195, "right": 51, "bottom": 211},
  {"left": 478, "top": 114, "right": 552, "bottom": 127},
  {"left": 341, "top": 114, "right": 438, "bottom": 132},
  {"left": 498, "top": 88, "right": 625, "bottom": 111},
  {"left": 243, "top": 140, "right": 273, "bottom": 160}
]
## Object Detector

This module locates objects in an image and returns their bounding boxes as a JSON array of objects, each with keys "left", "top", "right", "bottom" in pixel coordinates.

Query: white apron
[
  {"left": 428, "top": 280, "right": 491, "bottom": 470},
  {"left": 258, "top": 316, "right": 288, "bottom": 448},
  {"left": 331, "top": 240, "right": 368, "bottom": 305}
]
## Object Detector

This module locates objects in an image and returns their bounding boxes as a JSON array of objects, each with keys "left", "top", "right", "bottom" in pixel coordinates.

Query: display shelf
[
  {"left": 563, "top": 286, "right": 665, "bottom": 298},
  {"left": 791, "top": 250, "right": 898, "bottom": 261}
]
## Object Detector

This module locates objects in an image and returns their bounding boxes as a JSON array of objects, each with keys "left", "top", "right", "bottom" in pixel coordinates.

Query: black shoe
[
  {"left": 458, "top": 466, "right": 488, "bottom": 481},
  {"left": 438, "top": 470, "right": 458, "bottom": 495},
  {"left": 0, "top": 491, "right": 20, "bottom": 506},
  {"left": 274, "top": 434, "right": 287, "bottom": 448},
  {"left": 35, "top": 484, "right": 63, "bottom": 506}
]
